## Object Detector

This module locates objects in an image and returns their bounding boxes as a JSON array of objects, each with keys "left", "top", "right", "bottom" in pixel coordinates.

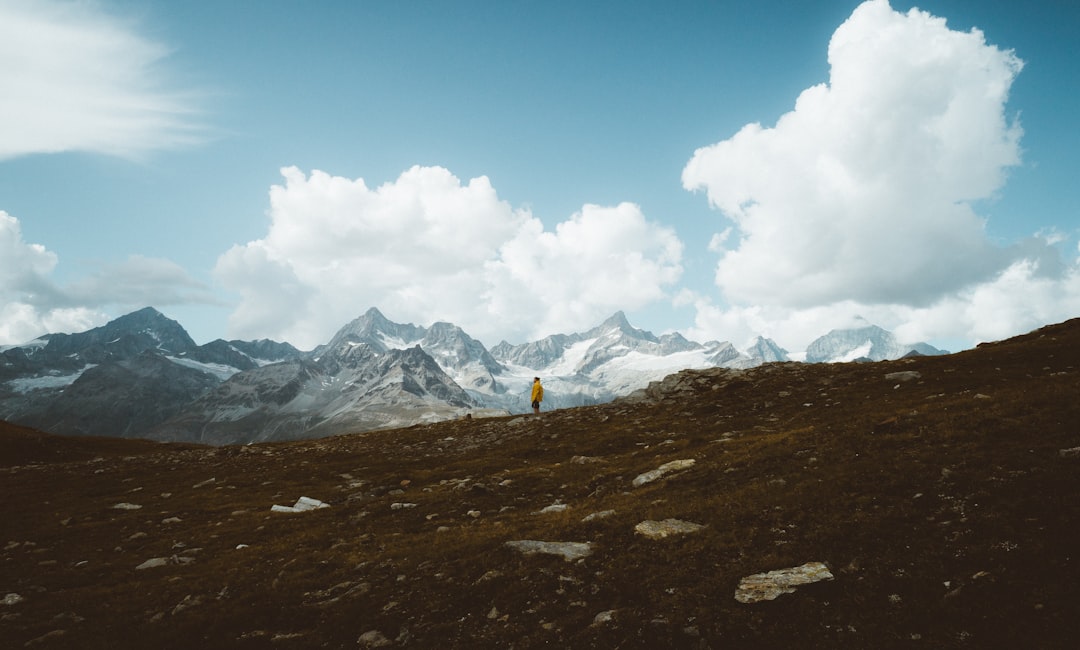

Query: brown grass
[{"left": 3, "top": 319, "right": 1080, "bottom": 648}]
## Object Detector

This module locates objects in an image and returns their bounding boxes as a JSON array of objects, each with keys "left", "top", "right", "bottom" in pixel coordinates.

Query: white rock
[
  {"left": 632, "top": 459, "right": 695, "bottom": 487},
  {"left": 2, "top": 593, "right": 24, "bottom": 605},
  {"left": 505, "top": 540, "right": 592, "bottom": 562},
  {"left": 272, "top": 496, "right": 330, "bottom": 513},
  {"left": 111, "top": 502, "right": 143, "bottom": 510},
  {"left": 582, "top": 510, "right": 615, "bottom": 522},
  {"left": 634, "top": 519, "right": 705, "bottom": 539},
  {"left": 734, "top": 561, "right": 834, "bottom": 603},
  {"left": 537, "top": 503, "right": 568, "bottom": 514},
  {"left": 884, "top": 371, "right": 921, "bottom": 382},
  {"left": 357, "top": 629, "right": 392, "bottom": 648}
]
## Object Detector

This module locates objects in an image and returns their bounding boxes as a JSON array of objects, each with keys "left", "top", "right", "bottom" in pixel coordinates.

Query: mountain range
[{"left": 0, "top": 306, "right": 945, "bottom": 444}]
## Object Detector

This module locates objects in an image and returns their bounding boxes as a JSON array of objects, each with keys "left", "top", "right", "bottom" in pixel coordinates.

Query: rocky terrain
[{"left": 2, "top": 318, "right": 1078, "bottom": 648}]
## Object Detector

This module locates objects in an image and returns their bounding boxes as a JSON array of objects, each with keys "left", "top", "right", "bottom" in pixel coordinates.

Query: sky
[{"left": 2, "top": 0, "right": 1079, "bottom": 354}]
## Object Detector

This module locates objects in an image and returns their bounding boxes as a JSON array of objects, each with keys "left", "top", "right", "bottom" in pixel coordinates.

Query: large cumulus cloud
[
  {"left": 215, "top": 166, "right": 683, "bottom": 348},
  {"left": 682, "top": 0, "right": 1077, "bottom": 349}
]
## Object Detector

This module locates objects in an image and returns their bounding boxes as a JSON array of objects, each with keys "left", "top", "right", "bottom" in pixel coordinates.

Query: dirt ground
[{"left": 3, "top": 319, "right": 1080, "bottom": 649}]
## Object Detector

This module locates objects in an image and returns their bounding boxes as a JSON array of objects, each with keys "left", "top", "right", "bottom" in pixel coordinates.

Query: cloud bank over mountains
[
  {"left": 216, "top": 166, "right": 683, "bottom": 349},
  {"left": 1, "top": 0, "right": 1078, "bottom": 354},
  {"left": 681, "top": 0, "right": 1079, "bottom": 350}
]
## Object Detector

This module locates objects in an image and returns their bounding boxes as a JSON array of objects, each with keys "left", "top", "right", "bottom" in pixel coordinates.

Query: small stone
[
  {"left": 357, "top": 629, "right": 392, "bottom": 648},
  {"left": 2, "top": 593, "right": 24, "bottom": 606},
  {"left": 537, "top": 503, "right": 568, "bottom": 514},
  {"left": 505, "top": 540, "right": 592, "bottom": 562},
  {"left": 592, "top": 610, "right": 615, "bottom": 626},
  {"left": 884, "top": 371, "right": 921, "bottom": 382},
  {"left": 632, "top": 459, "right": 695, "bottom": 487},
  {"left": 634, "top": 519, "right": 705, "bottom": 539},
  {"left": 161, "top": 517, "right": 182, "bottom": 524},
  {"left": 582, "top": 510, "right": 615, "bottom": 522},
  {"left": 136, "top": 558, "right": 169, "bottom": 570},
  {"left": 735, "top": 561, "right": 834, "bottom": 603},
  {"left": 111, "top": 502, "right": 142, "bottom": 510}
]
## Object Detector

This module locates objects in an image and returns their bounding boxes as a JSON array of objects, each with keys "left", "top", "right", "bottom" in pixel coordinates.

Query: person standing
[{"left": 531, "top": 377, "right": 544, "bottom": 415}]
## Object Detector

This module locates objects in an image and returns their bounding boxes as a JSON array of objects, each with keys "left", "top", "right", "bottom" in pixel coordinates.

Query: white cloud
[
  {"left": 0, "top": 0, "right": 204, "bottom": 160},
  {"left": 215, "top": 166, "right": 683, "bottom": 349},
  {"left": 683, "top": 0, "right": 1023, "bottom": 308},
  {"left": 0, "top": 211, "right": 215, "bottom": 343},
  {"left": 681, "top": 0, "right": 1079, "bottom": 352}
]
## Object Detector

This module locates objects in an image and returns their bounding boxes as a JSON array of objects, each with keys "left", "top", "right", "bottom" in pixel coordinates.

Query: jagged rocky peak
[
  {"left": 590, "top": 311, "right": 658, "bottom": 342},
  {"left": 422, "top": 322, "right": 504, "bottom": 374},
  {"left": 805, "top": 320, "right": 944, "bottom": 363},
  {"left": 323, "top": 307, "right": 426, "bottom": 354},
  {"left": 747, "top": 336, "right": 790, "bottom": 363},
  {"left": 42, "top": 306, "right": 197, "bottom": 357}
]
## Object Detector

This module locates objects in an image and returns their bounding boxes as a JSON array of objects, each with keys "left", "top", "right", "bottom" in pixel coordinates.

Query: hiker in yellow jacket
[{"left": 531, "top": 377, "right": 544, "bottom": 415}]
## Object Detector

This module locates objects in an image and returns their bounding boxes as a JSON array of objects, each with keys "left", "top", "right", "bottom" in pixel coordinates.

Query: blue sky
[{"left": 2, "top": 0, "right": 1078, "bottom": 354}]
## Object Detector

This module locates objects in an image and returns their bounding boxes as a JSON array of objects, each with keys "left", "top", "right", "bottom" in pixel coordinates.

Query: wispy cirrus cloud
[{"left": 0, "top": 0, "right": 206, "bottom": 161}]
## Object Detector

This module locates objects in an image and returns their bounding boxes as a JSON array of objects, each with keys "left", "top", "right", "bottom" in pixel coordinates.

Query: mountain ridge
[{"left": 0, "top": 306, "right": 947, "bottom": 444}]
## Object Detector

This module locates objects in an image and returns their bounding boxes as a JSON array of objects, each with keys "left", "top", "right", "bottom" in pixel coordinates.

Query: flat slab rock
[
  {"left": 271, "top": 496, "right": 330, "bottom": 513},
  {"left": 634, "top": 518, "right": 705, "bottom": 539},
  {"left": 632, "top": 459, "right": 696, "bottom": 487},
  {"left": 505, "top": 540, "right": 592, "bottom": 562},
  {"left": 734, "top": 561, "right": 834, "bottom": 603}
]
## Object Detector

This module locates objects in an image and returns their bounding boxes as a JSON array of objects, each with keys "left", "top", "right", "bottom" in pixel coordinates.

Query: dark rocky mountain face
[
  {"left": 3, "top": 317, "right": 1079, "bottom": 648},
  {"left": 16, "top": 351, "right": 221, "bottom": 438}
]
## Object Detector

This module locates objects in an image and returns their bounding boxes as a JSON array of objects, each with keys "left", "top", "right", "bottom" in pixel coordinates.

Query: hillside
[{"left": 2, "top": 318, "right": 1079, "bottom": 648}]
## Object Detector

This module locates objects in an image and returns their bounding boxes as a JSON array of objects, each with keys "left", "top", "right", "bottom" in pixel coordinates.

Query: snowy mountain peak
[
  {"left": 805, "top": 323, "right": 944, "bottom": 363},
  {"left": 590, "top": 311, "right": 658, "bottom": 343},
  {"left": 323, "top": 308, "right": 425, "bottom": 354},
  {"left": 747, "top": 336, "right": 790, "bottom": 363}
]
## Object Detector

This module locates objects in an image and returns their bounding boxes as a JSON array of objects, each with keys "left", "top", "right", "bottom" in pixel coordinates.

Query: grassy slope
[{"left": 2, "top": 319, "right": 1079, "bottom": 648}]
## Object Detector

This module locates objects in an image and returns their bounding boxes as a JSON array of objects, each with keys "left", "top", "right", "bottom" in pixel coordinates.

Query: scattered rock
[
  {"left": 734, "top": 561, "right": 834, "bottom": 603},
  {"left": 505, "top": 540, "right": 592, "bottom": 562},
  {"left": 536, "top": 503, "right": 568, "bottom": 514},
  {"left": 2, "top": 593, "right": 23, "bottom": 605},
  {"left": 357, "top": 629, "right": 392, "bottom": 648},
  {"left": 111, "top": 502, "right": 142, "bottom": 510},
  {"left": 632, "top": 459, "right": 696, "bottom": 487},
  {"left": 1059, "top": 447, "right": 1080, "bottom": 458},
  {"left": 192, "top": 478, "right": 216, "bottom": 488},
  {"left": 24, "top": 630, "right": 65, "bottom": 646},
  {"left": 271, "top": 496, "right": 330, "bottom": 513},
  {"left": 885, "top": 371, "right": 921, "bottom": 382},
  {"left": 592, "top": 610, "right": 616, "bottom": 626},
  {"left": 634, "top": 519, "right": 705, "bottom": 539},
  {"left": 390, "top": 502, "right": 417, "bottom": 510},
  {"left": 582, "top": 510, "right": 615, "bottom": 522},
  {"left": 135, "top": 555, "right": 195, "bottom": 570}
]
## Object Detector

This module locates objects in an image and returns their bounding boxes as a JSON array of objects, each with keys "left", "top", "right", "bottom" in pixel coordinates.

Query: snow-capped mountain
[
  {"left": 149, "top": 342, "right": 479, "bottom": 446},
  {"left": 0, "top": 306, "right": 947, "bottom": 445},
  {"left": 805, "top": 320, "right": 946, "bottom": 363},
  {"left": 0, "top": 308, "right": 304, "bottom": 438},
  {"left": 317, "top": 307, "right": 505, "bottom": 394}
]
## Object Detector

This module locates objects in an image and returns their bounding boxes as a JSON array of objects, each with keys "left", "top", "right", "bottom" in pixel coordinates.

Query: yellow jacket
[{"left": 531, "top": 381, "right": 544, "bottom": 402}]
